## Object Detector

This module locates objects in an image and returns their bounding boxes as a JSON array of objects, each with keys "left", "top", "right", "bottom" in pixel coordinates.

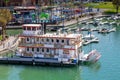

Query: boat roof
[
  {"left": 22, "top": 24, "right": 41, "bottom": 27},
  {"left": 41, "top": 33, "right": 82, "bottom": 39},
  {"left": 20, "top": 33, "right": 82, "bottom": 39}
]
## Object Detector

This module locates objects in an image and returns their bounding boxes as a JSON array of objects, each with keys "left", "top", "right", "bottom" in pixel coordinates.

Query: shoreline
[
  {"left": 43, "top": 14, "right": 109, "bottom": 27},
  {"left": 3, "top": 13, "right": 108, "bottom": 53},
  {"left": 6, "top": 13, "right": 109, "bottom": 29},
  {"left": 0, "top": 13, "right": 113, "bottom": 66}
]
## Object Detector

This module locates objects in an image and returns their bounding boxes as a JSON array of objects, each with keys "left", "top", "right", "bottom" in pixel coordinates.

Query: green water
[
  {"left": 1, "top": 22, "right": 120, "bottom": 80},
  {"left": 6, "top": 29, "right": 22, "bottom": 36}
]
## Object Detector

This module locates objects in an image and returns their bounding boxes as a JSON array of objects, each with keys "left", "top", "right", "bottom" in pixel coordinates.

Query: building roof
[{"left": 14, "top": 6, "right": 37, "bottom": 10}]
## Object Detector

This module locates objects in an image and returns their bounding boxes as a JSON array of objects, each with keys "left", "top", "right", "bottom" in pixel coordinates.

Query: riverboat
[
  {"left": 15, "top": 24, "right": 83, "bottom": 65},
  {"left": 15, "top": 24, "right": 101, "bottom": 66}
]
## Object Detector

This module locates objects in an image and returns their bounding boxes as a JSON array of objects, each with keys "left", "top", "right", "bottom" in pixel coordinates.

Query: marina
[
  {"left": 0, "top": 14, "right": 119, "bottom": 80},
  {"left": 0, "top": 0, "right": 120, "bottom": 79},
  {"left": 0, "top": 18, "right": 119, "bottom": 80},
  {"left": 1, "top": 15, "right": 120, "bottom": 66},
  {"left": 0, "top": 23, "right": 101, "bottom": 66}
]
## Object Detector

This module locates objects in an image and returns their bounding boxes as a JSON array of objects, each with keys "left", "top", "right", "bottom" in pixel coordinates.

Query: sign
[
  {"left": 39, "top": 20, "right": 56, "bottom": 24},
  {"left": 34, "top": 44, "right": 44, "bottom": 47},
  {"left": 64, "top": 49, "right": 69, "bottom": 54}
]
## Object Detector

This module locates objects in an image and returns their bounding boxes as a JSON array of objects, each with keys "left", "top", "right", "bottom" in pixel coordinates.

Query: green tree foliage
[
  {"left": 0, "top": 9, "right": 12, "bottom": 40},
  {"left": 112, "top": 0, "right": 120, "bottom": 13},
  {"left": 40, "top": 12, "right": 49, "bottom": 19},
  {"left": 4, "top": 0, "right": 9, "bottom": 6}
]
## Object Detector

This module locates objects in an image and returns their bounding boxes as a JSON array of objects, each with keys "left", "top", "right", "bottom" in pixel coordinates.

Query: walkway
[
  {"left": 48, "top": 13, "right": 104, "bottom": 27},
  {"left": 0, "top": 36, "right": 18, "bottom": 52}
]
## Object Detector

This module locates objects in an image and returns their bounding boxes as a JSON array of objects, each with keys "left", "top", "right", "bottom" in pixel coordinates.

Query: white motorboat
[
  {"left": 81, "top": 27, "right": 89, "bottom": 31},
  {"left": 110, "top": 22, "right": 116, "bottom": 25},
  {"left": 82, "top": 32, "right": 99, "bottom": 45},
  {"left": 83, "top": 37, "right": 99, "bottom": 46},
  {"left": 91, "top": 27, "right": 99, "bottom": 31},
  {"left": 83, "top": 34, "right": 95, "bottom": 39},
  {"left": 98, "top": 28, "right": 109, "bottom": 33},
  {"left": 109, "top": 28, "right": 116, "bottom": 32},
  {"left": 80, "top": 50, "right": 101, "bottom": 63}
]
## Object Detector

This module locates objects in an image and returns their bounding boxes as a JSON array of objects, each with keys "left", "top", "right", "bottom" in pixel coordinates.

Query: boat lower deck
[{"left": 0, "top": 57, "right": 76, "bottom": 67}]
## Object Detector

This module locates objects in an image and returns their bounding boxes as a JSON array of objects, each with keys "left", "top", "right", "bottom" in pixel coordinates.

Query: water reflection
[
  {"left": 0, "top": 65, "right": 10, "bottom": 80},
  {"left": 0, "top": 62, "right": 101, "bottom": 80},
  {"left": 8, "top": 65, "right": 24, "bottom": 80},
  {"left": 19, "top": 66, "right": 82, "bottom": 80},
  {"left": 82, "top": 62, "right": 101, "bottom": 72}
]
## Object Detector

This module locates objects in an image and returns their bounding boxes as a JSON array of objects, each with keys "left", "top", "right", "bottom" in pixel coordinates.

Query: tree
[
  {"left": 4, "top": 0, "right": 9, "bottom": 6},
  {"left": 112, "top": 0, "right": 120, "bottom": 13},
  {"left": 0, "top": 9, "right": 12, "bottom": 40}
]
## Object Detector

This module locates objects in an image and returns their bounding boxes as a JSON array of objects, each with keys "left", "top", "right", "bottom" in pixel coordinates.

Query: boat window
[
  {"left": 32, "top": 48, "right": 34, "bottom": 52},
  {"left": 46, "top": 48, "right": 49, "bottom": 52},
  {"left": 27, "top": 27, "right": 31, "bottom": 30},
  {"left": 23, "top": 27, "right": 26, "bottom": 30},
  {"left": 56, "top": 39, "right": 59, "bottom": 43},
  {"left": 46, "top": 38, "right": 49, "bottom": 42},
  {"left": 27, "top": 47, "right": 29, "bottom": 51},
  {"left": 42, "top": 38, "right": 44, "bottom": 42},
  {"left": 42, "top": 48, "right": 44, "bottom": 52},
  {"left": 32, "top": 27, "right": 36, "bottom": 31},
  {"left": 36, "top": 38, "right": 39, "bottom": 42},
  {"left": 61, "top": 40, "right": 64, "bottom": 43},
  {"left": 51, "top": 39, "right": 54, "bottom": 42},
  {"left": 27, "top": 37, "right": 29, "bottom": 41},
  {"left": 67, "top": 39, "right": 69, "bottom": 45},
  {"left": 37, "top": 48, "right": 39, "bottom": 52}
]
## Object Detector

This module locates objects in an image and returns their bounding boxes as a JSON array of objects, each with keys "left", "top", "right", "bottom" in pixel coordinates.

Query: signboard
[
  {"left": 39, "top": 20, "right": 56, "bottom": 24},
  {"left": 34, "top": 44, "right": 44, "bottom": 47},
  {"left": 64, "top": 49, "right": 69, "bottom": 54}
]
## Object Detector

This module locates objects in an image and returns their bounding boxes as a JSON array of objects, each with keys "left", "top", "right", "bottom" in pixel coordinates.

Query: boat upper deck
[{"left": 19, "top": 33, "right": 82, "bottom": 39}]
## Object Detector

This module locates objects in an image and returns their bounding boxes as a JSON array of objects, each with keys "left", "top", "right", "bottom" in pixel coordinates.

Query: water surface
[{"left": 1, "top": 20, "right": 120, "bottom": 80}]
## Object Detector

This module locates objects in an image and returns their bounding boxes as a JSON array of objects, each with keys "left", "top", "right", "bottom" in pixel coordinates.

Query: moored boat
[
  {"left": 15, "top": 24, "right": 83, "bottom": 65},
  {"left": 98, "top": 28, "right": 109, "bottom": 33},
  {"left": 83, "top": 37, "right": 99, "bottom": 46},
  {"left": 9, "top": 24, "right": 101, "bottom": 66},
  {"left": 108, "top": 28, "right": 116, "bottom": 32},
  {"left": 79, "top": 50, "right": 101, "bottom": 63}
]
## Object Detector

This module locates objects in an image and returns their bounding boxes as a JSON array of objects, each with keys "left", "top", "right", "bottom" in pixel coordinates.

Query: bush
[
  {"left": 0, "top": 35, "right": 2, "bottom": 41},
  {"left": 103, "top": 10, "right": 117, "bottom": 14}
]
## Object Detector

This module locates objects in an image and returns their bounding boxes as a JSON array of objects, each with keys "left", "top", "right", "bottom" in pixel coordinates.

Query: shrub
[
  {"left": 103, "top": 10, "right": 116, "bottom": 14},
  {"left": 0, "top": 35, "right": 2, "bottom": 40}
]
